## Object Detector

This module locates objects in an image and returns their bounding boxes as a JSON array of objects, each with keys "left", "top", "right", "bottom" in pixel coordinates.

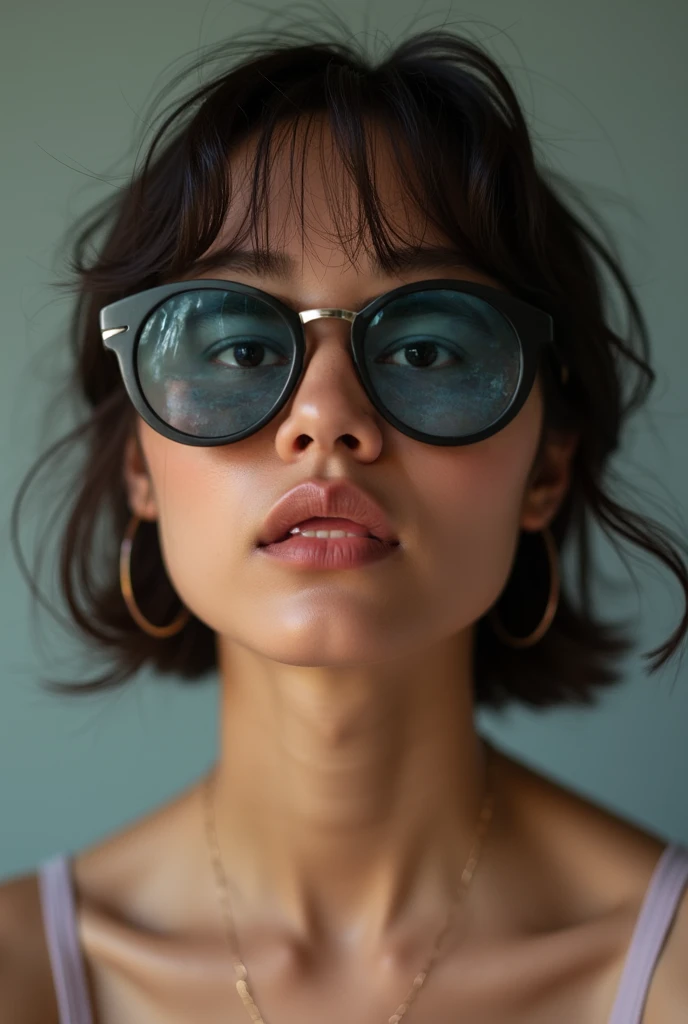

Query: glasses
[{"left": 99, "top": 277, "right": 568, "bottom": 448}]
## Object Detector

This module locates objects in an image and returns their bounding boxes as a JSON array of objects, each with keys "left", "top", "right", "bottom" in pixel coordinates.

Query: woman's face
[{"left": 123, "top": 122, "right": 565, "bottom": 667}]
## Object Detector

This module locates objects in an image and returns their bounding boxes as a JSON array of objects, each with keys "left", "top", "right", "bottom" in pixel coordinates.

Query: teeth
[{"left": 289, "top": 528, "right": 368, "bottom": 539}]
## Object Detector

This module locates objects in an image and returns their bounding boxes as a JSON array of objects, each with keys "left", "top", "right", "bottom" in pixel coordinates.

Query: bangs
[{"left": 160, "top": 48, "right": 514, "bottom": 286}]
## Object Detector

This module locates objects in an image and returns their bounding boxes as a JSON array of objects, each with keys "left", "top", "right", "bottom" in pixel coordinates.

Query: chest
[{"left": 77, "top": 910, "right": 657, "bottom": 1024}]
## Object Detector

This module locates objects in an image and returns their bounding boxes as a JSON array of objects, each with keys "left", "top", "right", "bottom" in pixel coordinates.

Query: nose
[{"left": 271, "top": 313, "right": 384, "bottom": 460}]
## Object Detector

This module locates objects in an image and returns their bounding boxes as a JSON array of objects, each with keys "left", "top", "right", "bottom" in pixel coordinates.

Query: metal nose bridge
[{"left": 298, "top": 308, "right": 357, "bottom": 325}]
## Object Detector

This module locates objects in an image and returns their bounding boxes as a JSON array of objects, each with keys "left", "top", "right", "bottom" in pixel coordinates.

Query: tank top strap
[
  {"left": 37, "top": 853, "right": 94, "bottom": 1024},
  {"left": 607, "top": 841, "right": 688, "bottom": 1024}
]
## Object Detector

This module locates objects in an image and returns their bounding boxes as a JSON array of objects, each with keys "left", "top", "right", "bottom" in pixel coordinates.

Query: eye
[
  {"left": 207, "top": 340, "right": 288, "bottom": 369},
  {"left": 376, "top": 338, "right": 464, "bottom": 369}
]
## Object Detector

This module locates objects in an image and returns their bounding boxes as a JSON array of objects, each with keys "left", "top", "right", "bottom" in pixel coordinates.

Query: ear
[
  {"left": 520, "top": 429, "right": 580, "bottom": 532},
  {"left": 122, "top": 425, "right": 158, "bottom": 521}
]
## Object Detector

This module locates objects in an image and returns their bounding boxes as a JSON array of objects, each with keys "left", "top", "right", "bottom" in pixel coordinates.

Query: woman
[{"left": 2, "top": 20, "right": 687, "bottom": 1024}]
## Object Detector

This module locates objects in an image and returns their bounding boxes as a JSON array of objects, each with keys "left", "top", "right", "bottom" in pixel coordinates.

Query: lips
[{"left": 256, "top": 480, "right": 399, "bottom": 548}]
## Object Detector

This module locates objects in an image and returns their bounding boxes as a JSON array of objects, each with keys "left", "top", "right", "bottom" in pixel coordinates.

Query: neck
[{"left": 207, "top": 632, "right": 494, "bottom": 949}]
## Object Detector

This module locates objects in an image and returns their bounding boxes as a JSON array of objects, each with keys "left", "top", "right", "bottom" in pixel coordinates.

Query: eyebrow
[{"left": 181, "top": 244, "right": 480, "bottom": 310}]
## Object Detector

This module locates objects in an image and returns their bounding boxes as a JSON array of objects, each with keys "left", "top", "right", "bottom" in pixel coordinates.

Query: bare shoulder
[
  {"left": 0, "top": 869, "right": 59, "bottom": 1024},
  {"left": 493, "top": 744, "right": 688, "bottom": 1021},
  {"left": 70, "top": 774, "right": 205, "bottom": 918},
  {"left": 0, "top": 778, "right": 204, "bottom": 1024}
]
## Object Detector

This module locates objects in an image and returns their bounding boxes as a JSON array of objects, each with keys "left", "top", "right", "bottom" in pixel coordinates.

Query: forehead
[{"left": 192, "top": 115, "right": 484, "bottom": 284}]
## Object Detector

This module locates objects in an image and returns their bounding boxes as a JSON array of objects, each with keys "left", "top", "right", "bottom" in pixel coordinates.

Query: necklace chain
[{"left": 203, "top": 742, "right": 496, "bottom": 1024}]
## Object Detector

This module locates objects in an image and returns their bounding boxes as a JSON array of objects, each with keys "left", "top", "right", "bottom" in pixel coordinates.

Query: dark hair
[{"left": 11, "top": 11, "right": 688, "bottom": 706}]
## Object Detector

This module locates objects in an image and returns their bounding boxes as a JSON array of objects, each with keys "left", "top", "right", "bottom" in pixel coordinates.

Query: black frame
[{"left": 99, "top": 277, "right": 564, "bottom": 448}]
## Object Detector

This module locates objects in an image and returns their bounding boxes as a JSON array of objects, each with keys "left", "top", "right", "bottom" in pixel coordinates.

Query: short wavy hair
[{"left": 11, "top": 12, "right": 688, "bottom": 706}]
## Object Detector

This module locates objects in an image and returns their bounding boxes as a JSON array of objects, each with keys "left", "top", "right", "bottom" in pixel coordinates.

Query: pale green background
[{"left": 1, "top": 0, "right": 686, "bottom": 880}]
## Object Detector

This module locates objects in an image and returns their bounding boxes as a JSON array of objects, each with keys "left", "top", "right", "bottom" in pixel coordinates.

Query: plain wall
[{"left": 1, "top": 0, "right": 686, "bottom": 879}]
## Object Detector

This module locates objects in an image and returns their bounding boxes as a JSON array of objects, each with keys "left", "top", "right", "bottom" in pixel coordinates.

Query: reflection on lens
[
  {"left": 136, "top": 289, "right": 296, "bottom": 438},
  {"left": 363, "top": 290, "right": 522, "bottom": 437}
]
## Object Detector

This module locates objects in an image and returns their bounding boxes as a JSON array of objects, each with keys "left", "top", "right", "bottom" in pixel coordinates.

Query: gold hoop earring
[
  {"left": 488, "top": 525, "right": 560, "bottom": 648},
  {"left": 119, "top": 513, "right": 191, "bottom": 639}
]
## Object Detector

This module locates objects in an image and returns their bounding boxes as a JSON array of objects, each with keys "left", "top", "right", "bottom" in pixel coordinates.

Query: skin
[{"left": 2, "top": 119, "right": 687, "bottom": 1023}]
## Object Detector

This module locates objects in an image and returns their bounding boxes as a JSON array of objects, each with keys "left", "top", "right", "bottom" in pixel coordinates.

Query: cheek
[
  {"left": 404, "top": 441, "right": 527, "bottom": 581},
  {"left": 139, "top": 428, "right": 255, "bottom": 605},
  {"left": 397, "top": 383, "right": 543, "bottom": 613},
  {"left": 412, "top": 380, "right": 541, "bottom": 535}
]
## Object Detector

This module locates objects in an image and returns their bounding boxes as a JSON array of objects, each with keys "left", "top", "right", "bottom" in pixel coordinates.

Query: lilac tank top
[{"left": 37, "top": 842, "right": 688, "bottom": 1023}]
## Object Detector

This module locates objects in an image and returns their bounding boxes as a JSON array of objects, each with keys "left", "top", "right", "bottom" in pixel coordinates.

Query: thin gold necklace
[{"left": 203, "top": 741, "right": 496, "bottom": 1024}]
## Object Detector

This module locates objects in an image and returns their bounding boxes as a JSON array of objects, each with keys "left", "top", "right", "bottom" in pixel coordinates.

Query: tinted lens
[
  {"left": 362, "top": 289, "right": 522, "bottom": 438},
  {"left": 136, "top": 289, "right": 296, "bottom": 439}
]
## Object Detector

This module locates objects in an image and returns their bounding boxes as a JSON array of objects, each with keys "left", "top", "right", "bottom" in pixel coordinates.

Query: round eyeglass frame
[{"left": 99, "top": 277, "right": 568, "bottom": 448}]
